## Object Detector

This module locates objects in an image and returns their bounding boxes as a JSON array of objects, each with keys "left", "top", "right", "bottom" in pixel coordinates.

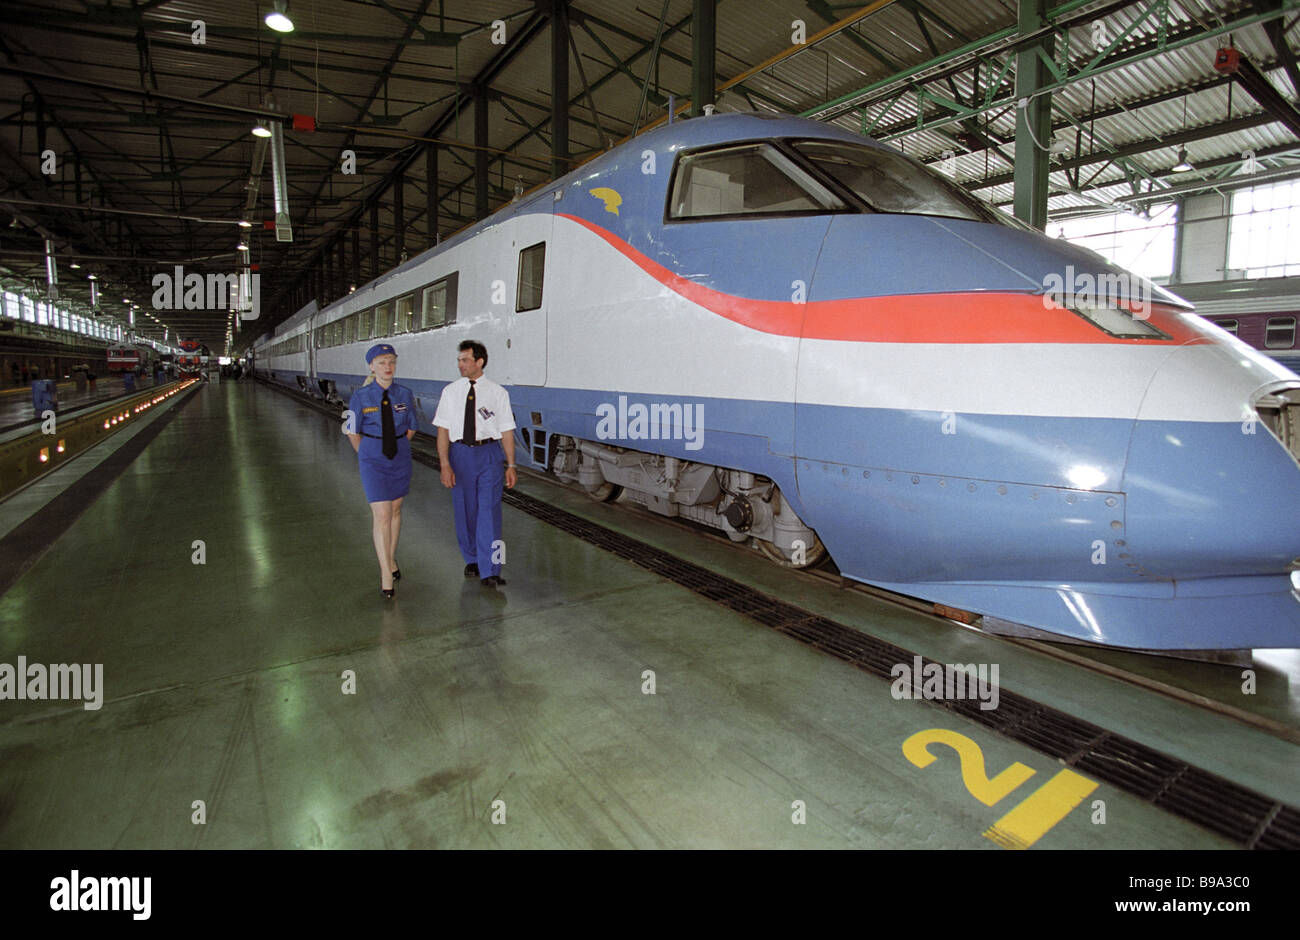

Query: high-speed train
[{"left": 255, "top": 111, "right": 1300, "bottom": 651}]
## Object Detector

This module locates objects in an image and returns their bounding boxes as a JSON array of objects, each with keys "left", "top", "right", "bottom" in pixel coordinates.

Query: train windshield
[
  {"left": 669, "top": 143, "right": 847, "bottom": 219},
  {"left": 791, "top": 140, "right": 1004, "bottom": 225}
]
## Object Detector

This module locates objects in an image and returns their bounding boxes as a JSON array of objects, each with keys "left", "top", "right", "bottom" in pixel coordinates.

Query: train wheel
[
  {"left": 586, "top": 483, "right": 624, "bottom": 503},
  {"left": 756, "top": 534, "right": 827, "bottom": 569}
]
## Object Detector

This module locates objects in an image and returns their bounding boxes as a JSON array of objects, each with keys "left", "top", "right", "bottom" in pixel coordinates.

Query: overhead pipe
[{"left": 269, "top": 122, "right": 292, "bottom": 242}]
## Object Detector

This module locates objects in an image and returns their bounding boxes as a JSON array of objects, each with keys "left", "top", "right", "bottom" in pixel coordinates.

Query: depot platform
[
  {"left": 0, "top": 375, "right": 163, "bottom": 431},
  {"left": 0, "top": 379, "right": 1296, "bottom": 850}
]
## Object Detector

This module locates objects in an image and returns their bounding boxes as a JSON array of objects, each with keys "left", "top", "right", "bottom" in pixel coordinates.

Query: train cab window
[
  {"left": 669, "top": 143, "right": 844, "bottom": 219},
  {"left": 422, "top": 273, "right": 458, "bottom": 328},
  {"left": 517, "top": 243, "right": 545, "bottom": 312},
  {"left": 790, "top": 140, "right": 1000, "bottom": 224},
  {"left": 374, "top": 303, "right": 392, "bottom": 337},
  {"left": 1266, "top": 316, "right": 1297, "bottom": 349},
  {"left": 395, "top": 294, "right": 415, "bottom": 333},
  {"left": 1214, "top": 319, "right": 1239, "bottom": 335}
]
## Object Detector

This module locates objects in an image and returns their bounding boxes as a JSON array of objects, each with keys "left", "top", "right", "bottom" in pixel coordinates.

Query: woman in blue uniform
[{"left": 346, "top": 344, "right": 417, "bottom": 598}]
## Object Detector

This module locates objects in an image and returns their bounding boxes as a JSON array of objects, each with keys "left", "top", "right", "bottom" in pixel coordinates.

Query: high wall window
[
  {"left": 1052, "top": 204, "right": 1177, "bottom": 280},
  {"left": 3, "top": 292, "right": 18, "bottom": 318},
  {"left": 1228, "top": 178, "right": 1300, "bottom": 278}
]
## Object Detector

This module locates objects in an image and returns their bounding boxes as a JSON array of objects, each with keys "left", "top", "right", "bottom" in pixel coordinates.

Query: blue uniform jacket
[{"left": 349, "top": 381, "right": 417, "bottom": 439}]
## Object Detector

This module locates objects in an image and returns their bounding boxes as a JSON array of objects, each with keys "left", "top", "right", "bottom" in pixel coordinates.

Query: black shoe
[
  {"left": 480, "top": 575, "right": 506, "bottom": 588},
  {"left": 392, "top": 569, "right": 401, "bottom": 581},
  {"left": 381, "top": 588, "right": 394, "bottom": 599},
  {"left": 464, "top": 563, "right": 479, "bottom": 578}
]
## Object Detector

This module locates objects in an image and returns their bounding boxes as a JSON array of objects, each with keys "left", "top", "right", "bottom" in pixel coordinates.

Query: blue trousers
[{"left": 449, "top": 440, "right": 505, "bottom": 577}]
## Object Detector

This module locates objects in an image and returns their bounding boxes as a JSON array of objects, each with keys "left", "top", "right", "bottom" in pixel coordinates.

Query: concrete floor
[{"left": 0, "top": 380, "right": 1288, "bottom": 849}]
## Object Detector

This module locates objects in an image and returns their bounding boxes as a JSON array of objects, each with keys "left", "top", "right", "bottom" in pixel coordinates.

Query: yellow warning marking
[{"left": 983, "top": 768, "right": 1099, "bottom": 850}]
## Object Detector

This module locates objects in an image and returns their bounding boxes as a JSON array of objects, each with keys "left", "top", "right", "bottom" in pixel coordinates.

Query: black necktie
[
  {"left": 463, "top": 380, "right": 477, "bottom": 445},
  {"left": 381, "top": 387, "right": 397, "bottom": 459}
]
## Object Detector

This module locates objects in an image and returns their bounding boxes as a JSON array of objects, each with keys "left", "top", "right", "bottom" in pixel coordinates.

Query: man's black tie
[
  {"left": 463, "top": 379, "right": 477, "bottom": 445},
  {"left": 381, "top": 387, "right": 397, "bottom": 459}
]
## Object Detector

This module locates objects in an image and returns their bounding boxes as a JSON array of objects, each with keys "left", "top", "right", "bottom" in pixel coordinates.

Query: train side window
[
  {"left": 1266, "top": 316, "right": 1296, "bottom": 348},
  {"left": 422, "top": 273, "right": 458, "bottom": 328},
  {"left": 669, "top": 143, "right": 844, "bottom": 220},
  {"left": 395, "top": 294, "right": 415, "bottom": 333},
  {"left": 1214, "top": 319, "right": 1238, "bottom": 335},
  {"left": 517, "top": 244, "right": 545, "bottom": 312},
  {"left": 357, "top": 308, "right": 372, "bottom": 340},
  {"left": 374, "top": 303, "right": 392, "bottom": 337},
  {"left": 343, "top": 315, "right": 355, "bottom": 345}
]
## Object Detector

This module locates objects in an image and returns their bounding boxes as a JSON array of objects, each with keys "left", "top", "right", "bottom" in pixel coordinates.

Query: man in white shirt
[{"left": 433, "top": 340, "right": 517, "bottom": 588}]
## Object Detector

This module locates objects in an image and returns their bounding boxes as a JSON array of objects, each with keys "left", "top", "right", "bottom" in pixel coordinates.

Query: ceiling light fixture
[
  {"left": 238, "top": 219, "right": 252, "bottom": 228},
  {"left": 265, "top": 1, "right": 294, "bottom": 33},
  {"left": 252, "top": 123, "right": 272, "bottom": 138},
  {"left": 1173, "top": 147, "right": 1194, "bottom": 172},
  {"left": 237, "top": 241, "right": 249, "bottom": 251}
]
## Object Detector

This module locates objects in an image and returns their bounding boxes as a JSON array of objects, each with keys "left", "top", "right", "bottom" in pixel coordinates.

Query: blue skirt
[{"left": 358, "top": 436, "right": 412, "bottom": 502}]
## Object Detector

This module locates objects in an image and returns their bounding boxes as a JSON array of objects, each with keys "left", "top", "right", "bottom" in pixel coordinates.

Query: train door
[
  {"left": 506, "top": 202, "right": 550, "bottom": 386},
  {"left": 306, "top": 314, "right": 317, "bottom": 381}
]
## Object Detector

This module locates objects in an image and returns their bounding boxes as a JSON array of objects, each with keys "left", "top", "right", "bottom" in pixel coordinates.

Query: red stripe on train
[{"left": 557, "top": 213, "right": 1203, "bottom": 345}]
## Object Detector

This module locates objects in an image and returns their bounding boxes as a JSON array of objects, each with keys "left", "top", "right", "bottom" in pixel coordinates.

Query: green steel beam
[
  {"left": 804, "top": 0, "right": 1299, "bottom": 125},
  {"left": 692, "top": 0, "right": 717, "bottom": 117},
  {"left": 1014, "top": 0, "right": 1053, "bottom": 229},
  {"left": 800, "top": 0, "right": 1107, "bottom": 120},
  {"left": 866, "top": 3, "right": 1299, "bottom": 144}
]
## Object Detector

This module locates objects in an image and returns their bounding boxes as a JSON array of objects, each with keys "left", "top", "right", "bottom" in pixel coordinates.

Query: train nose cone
[{"left": 1122, "top": 340, "right": 1300, "bottom": 578}]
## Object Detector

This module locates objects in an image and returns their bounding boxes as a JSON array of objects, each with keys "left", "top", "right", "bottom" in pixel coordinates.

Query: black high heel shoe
[
  {"left": 381, "top": 587, "right": 394, "bottom": 599},
  {"left": 392, "top": 568, "right": 401, "bottom": 581}
]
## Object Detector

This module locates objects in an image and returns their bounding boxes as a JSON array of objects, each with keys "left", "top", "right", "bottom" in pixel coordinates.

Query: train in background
[
  {"left": 106, "top": 343, "right": 156, "bottom": 373},
  {"left": 177, "top": 339, "right": 207, "bottom": 376},
  {"left": 1177, "top": 279, "right": 1300, "bottom": 374},
  {"left": 254, "top": 111, "right": 1300, "bottom": 652}
]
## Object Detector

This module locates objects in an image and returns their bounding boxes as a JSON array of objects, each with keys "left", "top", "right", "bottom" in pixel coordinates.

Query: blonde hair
[{"left": 362, "top": 373, "right": 376, "bottom": 386}]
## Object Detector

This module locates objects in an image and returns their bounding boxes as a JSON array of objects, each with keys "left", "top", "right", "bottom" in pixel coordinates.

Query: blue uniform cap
[{"left": 366, "top": 343, "right": 397, "bottom": 364}]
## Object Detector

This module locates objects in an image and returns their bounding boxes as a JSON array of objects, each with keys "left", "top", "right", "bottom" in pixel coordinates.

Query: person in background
[
  {"left": 432, "top": 340, "right": 517, "bottom": 589},
  {"left": 346, "top": 343, "right": 417, "bottom": 599}
]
